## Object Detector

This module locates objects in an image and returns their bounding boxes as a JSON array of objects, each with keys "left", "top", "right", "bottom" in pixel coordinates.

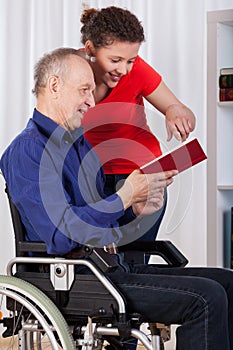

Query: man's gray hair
[{"left": 32, "top": 47, "right": 80, "bottom": 97}]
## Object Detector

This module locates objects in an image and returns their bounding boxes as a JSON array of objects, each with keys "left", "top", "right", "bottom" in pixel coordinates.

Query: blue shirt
[{"left": 1, "top": 109, "right": 137, "bottom": 254}]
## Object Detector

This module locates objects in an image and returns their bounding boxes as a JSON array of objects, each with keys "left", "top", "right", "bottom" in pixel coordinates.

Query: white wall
[{"left": 0, "top": 0, "right": 233, "bottom": 274}]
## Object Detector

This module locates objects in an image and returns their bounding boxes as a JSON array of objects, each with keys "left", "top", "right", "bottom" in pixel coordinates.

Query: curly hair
[{"left": 80, "top": 6, "right": 145, "bottom": 47}]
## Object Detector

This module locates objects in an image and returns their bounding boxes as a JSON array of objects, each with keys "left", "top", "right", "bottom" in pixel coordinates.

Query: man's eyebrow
[
  {"left": 80, "top": 83, "right": 90, "bottom": 88},
  {"left": 80, "top": 82, "right": 95, "bottom": 90}
]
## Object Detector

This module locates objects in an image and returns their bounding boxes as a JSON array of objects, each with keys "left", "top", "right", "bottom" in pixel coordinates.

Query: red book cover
[
  {"left": 140, "top": 138, "right": 207, "bottom": 174},
  {"left": 219, "top": 88, "right": 233, "bottom": 101}
]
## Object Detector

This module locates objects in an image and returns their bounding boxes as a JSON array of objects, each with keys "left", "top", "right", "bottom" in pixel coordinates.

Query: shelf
[
  {"left": 207, "top": 9, "right": 233, "bottom": 268},
  {"left": 218, "top": 101, "right": 233, "bottom": 107},
  {"left": 218, "top": 186, "right": 233, "bottom": 190}
]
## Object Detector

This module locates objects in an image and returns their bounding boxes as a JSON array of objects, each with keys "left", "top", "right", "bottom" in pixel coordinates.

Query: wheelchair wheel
[{"left": 0, "top": 274, "right": 75, "bottom": 349}]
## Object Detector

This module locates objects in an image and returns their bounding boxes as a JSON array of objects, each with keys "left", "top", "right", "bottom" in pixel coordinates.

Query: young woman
[{"left": 79, "top": 6, "right": 196, "bottom": 244}]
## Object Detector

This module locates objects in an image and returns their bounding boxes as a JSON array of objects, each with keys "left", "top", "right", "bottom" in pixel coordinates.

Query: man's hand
[
  {"left": 132, "top": 188, "right": 165, "bottom": 216},
  {"left": 117, "top": 169, "right": 178, "bottom": 210}
]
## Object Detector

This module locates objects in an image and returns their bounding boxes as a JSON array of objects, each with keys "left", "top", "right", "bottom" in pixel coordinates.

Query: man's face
[{"left": 56, "top": 56, "right": 95, "bottom": 130}]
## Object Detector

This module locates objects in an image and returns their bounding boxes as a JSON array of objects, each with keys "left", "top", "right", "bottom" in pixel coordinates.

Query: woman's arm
[{"left": 145, "top": 81, "right": 196, "bottom": 142}]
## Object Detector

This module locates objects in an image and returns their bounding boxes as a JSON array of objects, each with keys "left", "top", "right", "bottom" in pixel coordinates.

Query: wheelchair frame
[{"left": 0, "top": 182, "right": 188, "bottom": 350}]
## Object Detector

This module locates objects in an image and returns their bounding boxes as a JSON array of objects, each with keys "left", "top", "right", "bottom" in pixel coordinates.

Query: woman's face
[{"left": 88, "top": 40, "right": 140, "bottom": 88}]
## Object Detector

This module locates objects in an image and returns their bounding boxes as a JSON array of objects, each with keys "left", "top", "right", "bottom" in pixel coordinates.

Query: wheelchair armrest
[
  {"left": 90, "top": 248, "right": 119, "bottom": 273},
  {"left": 17, "top": 240, "right": 188, "bottom": 268},
  {"left": 15, "top": 242, "right": 119, "bottom": 273},
  {"left": 119, "top": 240, "right": 188, "bottom": 267}
]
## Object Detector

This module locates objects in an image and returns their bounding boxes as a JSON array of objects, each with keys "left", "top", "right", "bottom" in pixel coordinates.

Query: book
[
  {"left": 219, "top": 74, "right": 233, "bottom": 88},
  {"left": 140, "top": 138, "right": 207, "bottom": 174},
  {"left": 219, "top": 87, "right": 233, "bottom": 101},
  {"left": 224, "top": 208, "right": 232, "bottom": 269},
  {"left": 220, "top": 67, "right": 233, "bottom": 75},
  {"left": 231, "top": 208, "right": 233, "bottom": 270}
]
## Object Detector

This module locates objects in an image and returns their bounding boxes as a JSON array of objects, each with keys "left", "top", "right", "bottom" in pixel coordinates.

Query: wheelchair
[{"left": 0, "top": 184, "right": 188, "bottom": 349}]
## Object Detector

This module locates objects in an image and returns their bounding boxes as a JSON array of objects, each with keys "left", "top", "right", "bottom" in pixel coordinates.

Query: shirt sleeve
[
  {"left": 1, "top": 137, "right": 138, "bottom": 255},
  {"left": 132, "top": 56, "right": 162, "bottom": 97}
]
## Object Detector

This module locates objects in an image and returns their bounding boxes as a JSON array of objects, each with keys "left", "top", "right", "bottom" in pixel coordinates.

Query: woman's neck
[
  {"left": 77, "top": 48, "right": 112, "bottom": 103},
  {"left": 93, "top": 84, "right": 112, "bottom": 103}
]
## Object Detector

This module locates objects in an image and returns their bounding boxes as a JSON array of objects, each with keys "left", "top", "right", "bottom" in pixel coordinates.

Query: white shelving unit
[{"left": 207, "top": 10, "right": 233, "bottom": 267}]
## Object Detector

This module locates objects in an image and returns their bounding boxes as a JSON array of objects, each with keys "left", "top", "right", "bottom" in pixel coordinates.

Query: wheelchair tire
[{"left": 0, "top": 274, "right": 75, "bottom": 349}]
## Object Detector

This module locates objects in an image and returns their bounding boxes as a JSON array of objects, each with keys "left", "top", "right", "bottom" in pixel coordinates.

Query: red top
[{"left": 83, "top": 56, "right": 163, "bottom": 174}]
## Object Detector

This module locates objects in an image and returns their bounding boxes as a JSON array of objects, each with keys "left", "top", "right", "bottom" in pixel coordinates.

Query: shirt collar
[{"left": 32, "top": 108, "right": 85, "bottom": 147}]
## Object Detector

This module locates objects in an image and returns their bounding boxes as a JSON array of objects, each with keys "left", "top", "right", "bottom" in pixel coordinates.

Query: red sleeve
[{"left": 132, "top": 56, "right": 162, "bottom": 96}]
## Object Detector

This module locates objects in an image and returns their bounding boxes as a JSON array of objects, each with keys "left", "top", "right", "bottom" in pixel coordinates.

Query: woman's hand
[
  {"left": 145, "top": 81, "right": 196, "bottom": 142},
  {"left": 165, "top": 104, "right": 196, "bottom": 142}
]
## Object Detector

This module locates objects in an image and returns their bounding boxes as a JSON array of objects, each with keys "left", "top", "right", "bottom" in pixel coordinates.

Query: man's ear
[{"left": 48, "top": 75, "right": 59, "bottom": 97}]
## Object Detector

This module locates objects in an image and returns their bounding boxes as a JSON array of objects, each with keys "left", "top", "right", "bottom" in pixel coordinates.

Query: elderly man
[{"left": 1, "top": 48, "right": 233, "bottom": 350}]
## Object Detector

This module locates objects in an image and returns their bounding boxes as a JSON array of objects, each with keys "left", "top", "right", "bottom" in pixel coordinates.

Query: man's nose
[{"left": 86, "top": 92, "right": 95, "bottom": 108}]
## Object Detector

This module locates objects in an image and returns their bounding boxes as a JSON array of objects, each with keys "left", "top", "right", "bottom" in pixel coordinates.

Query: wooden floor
[
  {"left": 0, "top": 337, "right": 62, "bottom": 349},
  {"left": 0, "top": 328, "right": 177, "bottom": 349},
  {"left": 0, "top": 340, "right": 176, "bottom": 350},
  {"left": 0, "top": 337, "right": 18, "bottom": 349}
]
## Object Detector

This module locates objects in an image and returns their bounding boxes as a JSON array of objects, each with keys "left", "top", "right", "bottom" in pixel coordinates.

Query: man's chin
[{"left": 67, "top": 115, "right": 82, "bottom": 130}]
